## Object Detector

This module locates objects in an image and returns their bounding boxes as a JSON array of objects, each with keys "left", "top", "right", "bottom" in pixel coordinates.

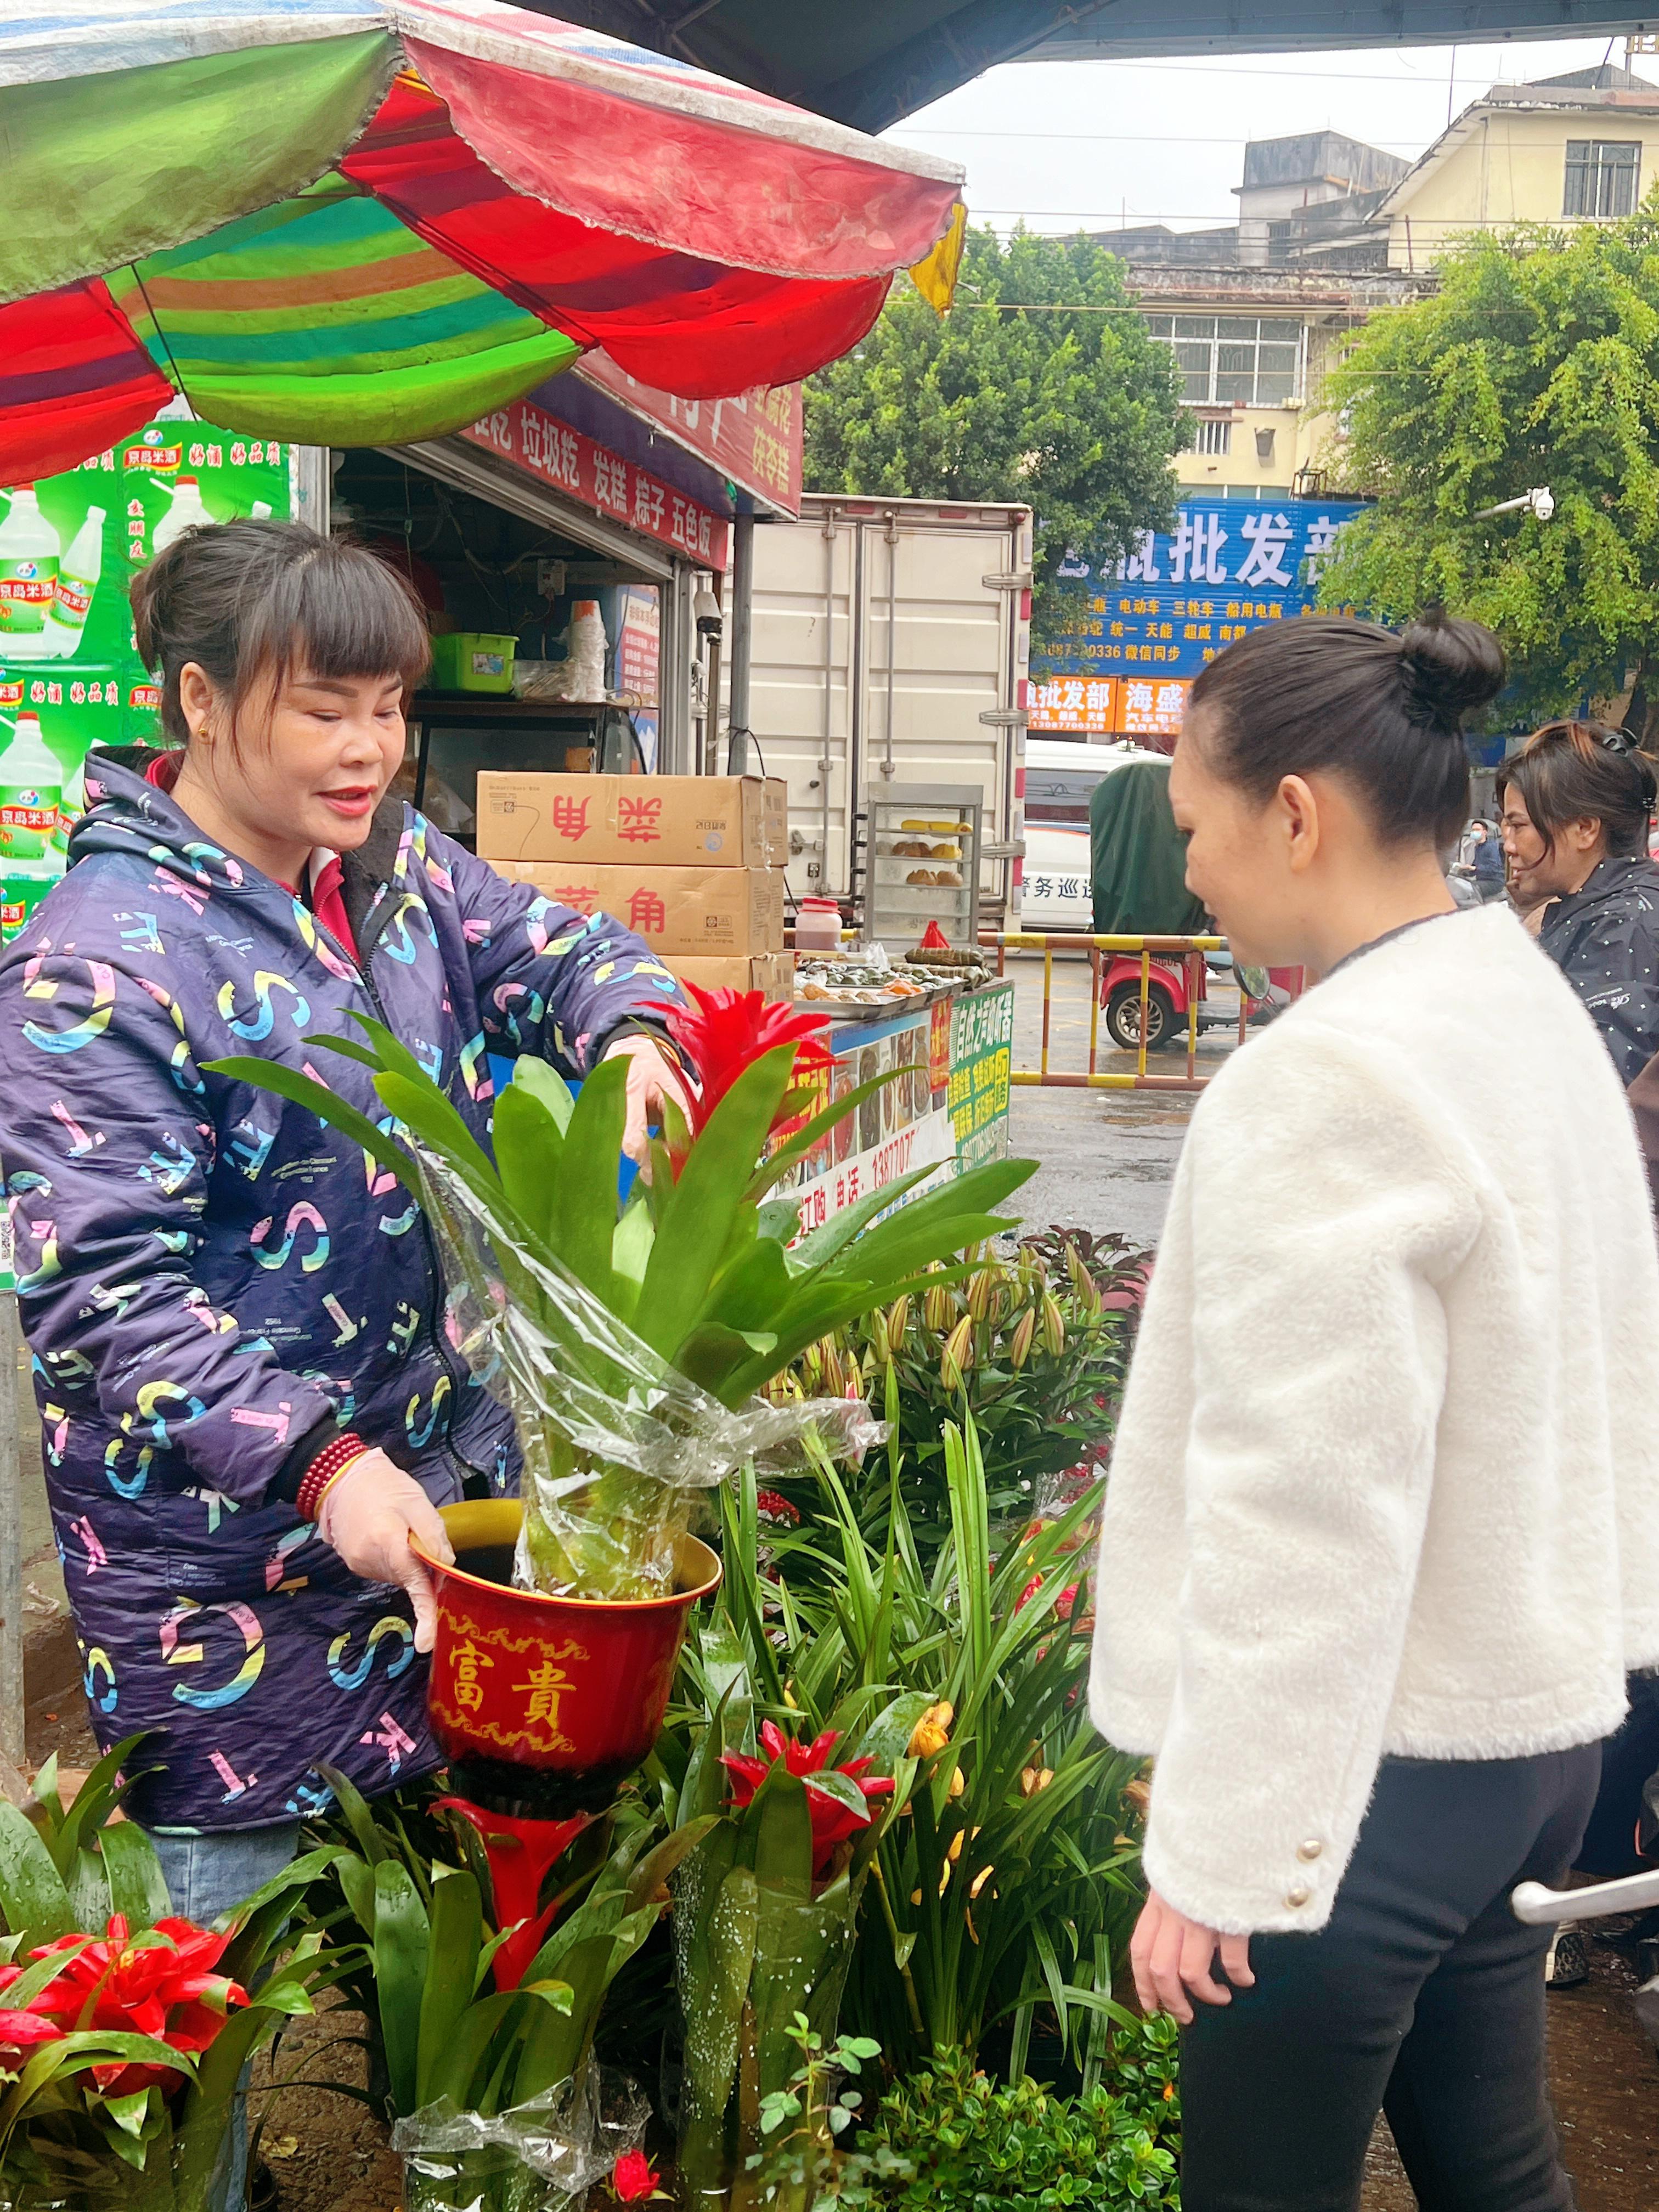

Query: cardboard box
[
  {"left": 665, "top": 953, "right": 796, "bottom": 998},
  {"left": 477, "top": 774, "right": 787, "bottom": 868},
  {"left": 496, "top": 861, "right": 785, "bottom": 956}
]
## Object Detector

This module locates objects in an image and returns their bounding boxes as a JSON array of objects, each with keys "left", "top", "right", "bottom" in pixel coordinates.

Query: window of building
[
  {"left": 1564, "top": 140, "right": 1640, "bottom": 219},
  {"left": 1144, "top": 314, "right": 1303, "bottom": 405},
  {"left": 1192, "top": 417, "right": 1232, "bottom": 456}
]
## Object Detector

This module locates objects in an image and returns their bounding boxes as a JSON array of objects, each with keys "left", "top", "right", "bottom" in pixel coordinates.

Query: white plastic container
[
  {"left": 794, "top": 896, "right": 842, "bottom": 953},
  {"left": 151, "top": 475, "right": 213, "bottom": 553},
  {"left": 0, "top": 712, "right": 64, "bottom": 860},
  {"left": 0, "top": 489, "right": 61, "bottom": 659},
  {"left": 43, "top": 506, "right": 106, "bottom": 658}
]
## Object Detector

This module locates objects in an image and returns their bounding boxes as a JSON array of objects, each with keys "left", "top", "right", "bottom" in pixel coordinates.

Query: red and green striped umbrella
[{"left": 0, "top": 1, "right": 966, "bottom": 480}]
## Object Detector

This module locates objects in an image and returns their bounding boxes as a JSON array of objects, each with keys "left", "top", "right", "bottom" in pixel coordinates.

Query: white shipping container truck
[{"left": 735, "top": 494, "right": 1032, "bottom": 923}]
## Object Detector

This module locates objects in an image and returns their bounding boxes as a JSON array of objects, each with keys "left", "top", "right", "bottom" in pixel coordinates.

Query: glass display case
[{"left": 859, "top": 782, "right": 983, "bottom": 950}]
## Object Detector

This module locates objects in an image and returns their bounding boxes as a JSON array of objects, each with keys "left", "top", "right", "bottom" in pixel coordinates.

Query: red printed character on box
[
  {"left": 617, "top": 794, "right": 663, "bottom": 844},
  {"left": 550, "top": 794, "right": 591, "bottom": 844}
]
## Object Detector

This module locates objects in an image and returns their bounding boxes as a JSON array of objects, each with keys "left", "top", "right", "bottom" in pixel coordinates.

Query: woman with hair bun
[
  {"left": 1498, "top": 719, "right": 1659, "bottom": 1081},
  {"left": 1090, "top": 613, "right": 1659, "bottom": 2209}
]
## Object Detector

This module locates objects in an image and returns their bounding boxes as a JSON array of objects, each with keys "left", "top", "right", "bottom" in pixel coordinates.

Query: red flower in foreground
[
  {"left": 755, "top": 1488, "right": 802, "bottom": 1526},
  {"left": 0, "top": 2008, "right": 65, "bottom": 2075},
  {"left": 612, "top": 2147, "right": 661, "bottom": 2201},
  {"left": 0, "top": 1914, "right": 249, "bottom": 2094},
  {"left": 664, "top": 985, "right": 831, "bottom": 1159},
  {"left": 722, "top": 1720, "right": 895, "bottom": 1880}
]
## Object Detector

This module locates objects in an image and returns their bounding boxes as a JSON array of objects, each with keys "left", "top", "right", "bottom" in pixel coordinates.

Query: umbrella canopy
[{"left": 0, "top": 1, "right": 965, "bottom": 480}]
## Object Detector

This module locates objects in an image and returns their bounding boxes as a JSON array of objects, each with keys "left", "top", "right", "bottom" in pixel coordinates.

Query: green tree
[
  {"left": 1317, "top": 206, "right": 1659, "bottom": 735},
  {"left": 804, "top": 227, "right": 1186, "bottom": 584}
]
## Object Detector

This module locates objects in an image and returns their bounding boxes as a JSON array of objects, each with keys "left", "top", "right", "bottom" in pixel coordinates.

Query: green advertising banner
[
  {"left": 0, "top": 419, "right": 294, "bottom": 933},
  {"left": 949, "top": 981, "right": 1015, "bottom": 1169}
]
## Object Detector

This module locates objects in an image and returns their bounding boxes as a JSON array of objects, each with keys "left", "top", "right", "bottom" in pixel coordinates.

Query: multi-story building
[
  {"left": 1379, "top": 63, "right": 1659, "bottom": 268},
  {"left": 1090, "top": 68, "right": 1659, "bottom": 501}
]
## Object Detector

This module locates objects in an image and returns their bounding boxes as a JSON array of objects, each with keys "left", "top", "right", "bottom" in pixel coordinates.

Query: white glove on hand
[
  {"left": 602, "top": 1034, "right": 692, "bottom": 1174},
  {"left": 315, "top": 1448, "right": 455, "bottom": 1654}
]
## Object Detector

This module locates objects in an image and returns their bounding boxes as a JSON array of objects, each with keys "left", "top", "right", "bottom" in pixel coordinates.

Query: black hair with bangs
[{"left": 130, "top": 518, "right": 431, "bottom": 748}]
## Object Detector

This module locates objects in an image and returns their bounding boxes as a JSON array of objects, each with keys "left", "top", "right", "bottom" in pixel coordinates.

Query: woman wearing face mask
[
  {"left": 0, "top": 520, "right": 689, "bottom": 1937},
  {"left": 1089, "top": 613, "right": 1659, "bottom": 2211},
  {"left": 1497, "top": 720, "right": 1659, "bottom": 1081}
]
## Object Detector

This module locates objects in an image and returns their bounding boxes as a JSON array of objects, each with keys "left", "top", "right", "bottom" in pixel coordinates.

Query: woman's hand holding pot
[{"left": 315, "top": 1449, "right": 455, "bottom": 1652}]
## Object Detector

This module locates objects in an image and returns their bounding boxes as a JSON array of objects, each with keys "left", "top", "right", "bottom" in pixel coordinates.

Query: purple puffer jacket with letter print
[{"left": 0, "top": 751, "right": 684, "bottom": 1833}]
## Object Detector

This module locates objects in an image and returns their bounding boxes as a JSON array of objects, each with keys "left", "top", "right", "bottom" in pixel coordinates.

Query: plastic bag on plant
[
  {"left": 391, "top": 2064, "right": 650, "bottom": 2212},
  {"left": 416, "top": 1146, "right": 885, "bottom": 1599}
]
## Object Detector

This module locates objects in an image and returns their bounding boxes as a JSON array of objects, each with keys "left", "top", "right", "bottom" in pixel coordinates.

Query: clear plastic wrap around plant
[
  {"left": 416, "top": 1147, "right": 885, "bottom": 1600},
  {"left": 392, "top": 2066, "right": 649, "bottom": 2212}
]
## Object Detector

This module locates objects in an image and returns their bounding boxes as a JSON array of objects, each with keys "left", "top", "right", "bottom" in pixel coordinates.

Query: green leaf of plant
[
  {"left": 702, "top": 1233, "right": 794, "bottom": 1335},
  {"left": 789, "top": 1164, "right": 943, "bottom": 1277},
  {"left": 372, "top": 1070, "right": 500, "bottom": 1198},
  {"left": 679, "top": 1854, "right": 758, "bottom": 2125},
  {"left": 550, "top": 1052, "right": 629, "bottom": 1301},
  {"left": 371, "top": 1858, "right": 430, "bottom": 2119},
  {"left": 417, "top": 1867, "right": 483, "bottom": 2109},
  {"left": 95, "top": 1822, "right": 173, "bottom": 1932},
  {"left": 831, "top": 1160, "right": 1037, "bottom": 1284},
  {"left": 492, "top": 1080, "right": 563, "bottom": 1245},
  {"left": 633, "top": 1046, "right": 794, "bottom": 1357},
  {"left": 749, "top": 1766, "right": 816, "bottom": 1900},
  {"left": 0, "top": 1800, "right": 75, "bottom": 1940},
  {"left": 511, "top": 1056, "right": 576, "bottom": 1133}
]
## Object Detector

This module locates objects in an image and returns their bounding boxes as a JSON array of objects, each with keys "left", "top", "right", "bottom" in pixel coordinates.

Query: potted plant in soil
[
  {"left": 0, "top": 1741, "right": 338, "bottom": 2211},
  {"left": 212, "top": 988, "right": 1034, "bottom": 1803},
  {"left": 304, "top": 1773, "right": 687, "bottom": 2211}
]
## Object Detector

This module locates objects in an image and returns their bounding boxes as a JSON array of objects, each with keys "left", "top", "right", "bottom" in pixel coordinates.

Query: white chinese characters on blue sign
[{"left": 1039, "top": 498, "right": 1367, "bottom": 682}]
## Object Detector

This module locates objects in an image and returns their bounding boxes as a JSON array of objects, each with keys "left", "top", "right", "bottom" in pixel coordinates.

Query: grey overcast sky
[{"left": 881, "top": 35, "right": 1648, "bottom": 235}]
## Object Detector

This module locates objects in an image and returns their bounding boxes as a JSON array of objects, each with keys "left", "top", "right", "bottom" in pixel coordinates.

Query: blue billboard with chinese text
[{"left": 1032, "top": 498, "right": 1369, "bottom": 684}]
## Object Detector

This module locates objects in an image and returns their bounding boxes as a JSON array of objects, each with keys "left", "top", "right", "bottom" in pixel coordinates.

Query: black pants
[{"left": 1180, "top": 1745, "right": 1602, "bottom": 2212}]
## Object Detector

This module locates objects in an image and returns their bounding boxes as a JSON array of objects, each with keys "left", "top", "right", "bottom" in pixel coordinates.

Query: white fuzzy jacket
[{"left": 1089, "top": 902, "right": 1659, "bottom": 1936}]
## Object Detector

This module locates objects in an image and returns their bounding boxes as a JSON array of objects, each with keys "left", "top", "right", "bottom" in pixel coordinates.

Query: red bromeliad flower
[
  {"left": 664, "top": 985, "right": 831, "bottom": 1164},
  {"left": 721, "top": 1720, "right": 895, "bottom": 1881},
  {"left": 0, "top": 1915, "right": 249, "bottom": 2094},
  {"left": 612, "top": 2147, "right": 661, "bottom": 2201},
  {"left": 0, "top": 2008, "right": 65, "bottom": 2074}
]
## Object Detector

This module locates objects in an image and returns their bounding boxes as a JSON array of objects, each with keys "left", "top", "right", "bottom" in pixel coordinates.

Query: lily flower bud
[
  {"left": 1008, "top": 1307, "right": 1037, "bottom": 1371},
  {"left": 1039, "top": 1293, "right": 1066, "bottom": 1358}
]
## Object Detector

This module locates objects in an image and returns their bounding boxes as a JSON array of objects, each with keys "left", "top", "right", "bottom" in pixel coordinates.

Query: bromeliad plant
[
  {"left": 0, "top": 1741, "right": 337, "bottom": 2211},
  {"left": 212, "top": 986, "right": 1036, "bottom": 1601},
  {"left": 661, "top": 1418, "right": 1144, "bottom": 2087},
  {"left": 311, "top": 1770, "right": 712, "bottom": 2132}
]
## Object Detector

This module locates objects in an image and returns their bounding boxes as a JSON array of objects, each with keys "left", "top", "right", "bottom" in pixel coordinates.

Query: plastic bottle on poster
[
  {"left": 0, "top": 712, "right": 64, "bottom": 860},
  {"left": 42, "top": 506, "right": 107, "bottom": 659},
  {"left": 151, "top": 476, "right": 212, "bottom": 554},
  {"left": 0, "top": 490, "right": 61, "bottom": 659},
  {"left": 1, "top": 857, "right": 58, "bottom": 939},
  {"left": 49, "top": 757, "right": 87, "bottom": 860}
]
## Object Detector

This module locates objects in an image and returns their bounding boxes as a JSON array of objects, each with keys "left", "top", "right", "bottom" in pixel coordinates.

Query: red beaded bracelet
[{"left": 297, "top": 1432, "right": 370, "bottom": 1521}]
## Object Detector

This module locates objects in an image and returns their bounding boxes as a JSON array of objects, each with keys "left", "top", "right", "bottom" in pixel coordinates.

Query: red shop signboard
[
  {"left": 462, "top": 399, "right": 731, "bottom": 570},
  {"left": 577, "top": 354, "right": 803, "bottom": 517}
]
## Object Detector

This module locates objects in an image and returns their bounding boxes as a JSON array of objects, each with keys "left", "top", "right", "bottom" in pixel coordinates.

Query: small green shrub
[{"left": 836, "top": 2023, "right": 1180, "bottom": 2209}]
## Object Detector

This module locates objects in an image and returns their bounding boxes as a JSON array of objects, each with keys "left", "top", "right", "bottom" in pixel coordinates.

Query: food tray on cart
[{"left": 792, "top": 952, "right": 991, "bottom": 1013}]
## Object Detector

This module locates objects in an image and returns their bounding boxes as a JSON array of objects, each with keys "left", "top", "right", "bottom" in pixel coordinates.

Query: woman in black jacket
[{"left": 1498, "top": 719, "right": 1659, "bottom": 1082}]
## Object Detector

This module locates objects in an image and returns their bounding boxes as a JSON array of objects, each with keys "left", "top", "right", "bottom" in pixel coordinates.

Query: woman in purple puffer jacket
[{"left": 0, "top": 522, "right": 687, "bottom": 1927}]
